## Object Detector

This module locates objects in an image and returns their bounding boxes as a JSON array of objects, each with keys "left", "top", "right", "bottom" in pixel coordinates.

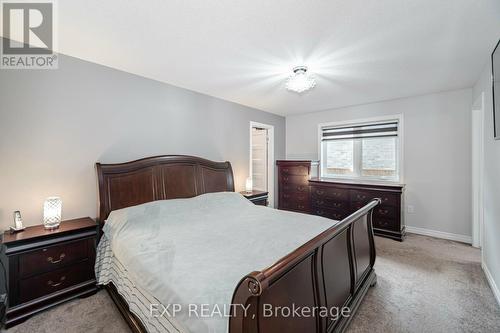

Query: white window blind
[
  {"left": 320, "top": 120, "right": 400, "bottom": 181},
  {"left": 321, "top": 122, "right": 398, "bottom": 141}
]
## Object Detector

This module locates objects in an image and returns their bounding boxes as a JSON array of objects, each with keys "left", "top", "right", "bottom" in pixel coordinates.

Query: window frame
[{"left": 317, "top": 114, "right": 404, "bottom": 183}]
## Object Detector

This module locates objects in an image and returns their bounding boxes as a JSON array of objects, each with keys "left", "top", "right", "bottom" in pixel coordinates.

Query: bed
[{"left": 95, "top": 155, "right": 379, "bottom": 333}]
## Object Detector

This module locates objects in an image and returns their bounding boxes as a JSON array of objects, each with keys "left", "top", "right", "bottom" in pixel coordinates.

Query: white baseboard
[
  {"left": 482, "top": 262, "right": 500, "bottom": 307},
  {"left": 406, "top": 226, "right": 472, "bottom": 244}
]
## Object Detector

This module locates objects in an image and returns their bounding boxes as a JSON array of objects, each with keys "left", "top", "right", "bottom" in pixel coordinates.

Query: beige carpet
[{"left": 3, "top": 234, "right": 500, "bottom": 333}]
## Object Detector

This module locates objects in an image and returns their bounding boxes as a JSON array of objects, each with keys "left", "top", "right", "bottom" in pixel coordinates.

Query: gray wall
[
  {"left": 286, "top": 88, "right": 473, "bottom": 238},
  {"left": 0, "top": 53, "right": 285, "bottom": 229},
  {"left": 473, "top": 62, "right": 500, "bottom": 301}
]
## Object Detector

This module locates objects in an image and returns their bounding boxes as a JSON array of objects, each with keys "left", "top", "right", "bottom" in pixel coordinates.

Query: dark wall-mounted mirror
[{"left": 493, "top": 39, "right": 500, "bottom": 140}]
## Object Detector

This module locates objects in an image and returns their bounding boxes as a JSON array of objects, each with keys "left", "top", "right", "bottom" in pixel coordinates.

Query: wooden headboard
[{"left": 96, "top": 155, "right": 234, "bottom": 222}]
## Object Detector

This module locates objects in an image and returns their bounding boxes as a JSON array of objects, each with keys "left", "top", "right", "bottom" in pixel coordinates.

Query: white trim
[
  {"left": 317, "top": 114, "right": 404, "bottom": 184},
  {"left": 472, "top": 92, "right": 485, "bottom": 249},
  {"left": 482, "top": 262, "right": 500, "bottom": 307},
  {"left": 249, "top": 121, "right": 275, "bottom": 208},
  {"left": 406, "top": 226, "right": 472, "bottom": 244}
]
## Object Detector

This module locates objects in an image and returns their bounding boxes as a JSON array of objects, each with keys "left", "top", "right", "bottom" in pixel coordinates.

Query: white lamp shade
[
  {"left": 43, "top": 197, "right": 62, "bottom": 229},
  {"left": 245, "top": 177, "right": 253, "bottom": 193}
]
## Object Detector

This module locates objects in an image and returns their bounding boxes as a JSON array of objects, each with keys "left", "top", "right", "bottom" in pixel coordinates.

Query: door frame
[
  {"left": 472, "top": 92, "right": 485, "bottom": 249},
  {"left": 249, "top": 121, "right": 275, "bottom": 207}
]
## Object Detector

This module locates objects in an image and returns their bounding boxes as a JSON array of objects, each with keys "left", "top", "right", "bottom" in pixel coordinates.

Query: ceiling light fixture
[{"left": 286, "top": 66, "right": 316, "bottom": 93}]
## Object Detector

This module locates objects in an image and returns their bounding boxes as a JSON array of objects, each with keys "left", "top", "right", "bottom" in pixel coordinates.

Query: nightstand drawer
[
  {"left": 252, "top": 198, "right": 268, "bottom": 206},
  {"left": 19, "top": 239, "right": 89, "bottom": 278},
  {"left": 19, "top": 263, "right": 93, "bottom": 303}
]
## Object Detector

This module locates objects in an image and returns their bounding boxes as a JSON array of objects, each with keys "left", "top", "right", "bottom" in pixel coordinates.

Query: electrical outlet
[{"left": 407, "top": 205, "right": 415, "bottom": 213}]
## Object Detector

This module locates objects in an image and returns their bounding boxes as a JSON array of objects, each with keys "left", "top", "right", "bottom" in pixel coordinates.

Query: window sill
[{"left": 314, "top": 176, "right": 405, "bottom": 187}]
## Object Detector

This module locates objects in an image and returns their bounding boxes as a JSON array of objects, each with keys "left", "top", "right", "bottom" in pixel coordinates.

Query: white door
[
  {"left": 250, "top": 122, "right": 275, "bottom": 207},
  {"left": 252, "top": 127, "right": 268, "bottom": 191}
]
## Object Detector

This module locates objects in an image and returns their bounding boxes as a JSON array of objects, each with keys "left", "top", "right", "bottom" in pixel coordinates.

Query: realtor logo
[{"left": 1, "top": 0, "right": 58, "bottom": 69}]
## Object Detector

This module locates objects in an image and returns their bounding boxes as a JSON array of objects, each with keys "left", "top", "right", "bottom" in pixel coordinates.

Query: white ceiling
[{"left": 20, "top": 1, "right": 500, "bottom": 115}]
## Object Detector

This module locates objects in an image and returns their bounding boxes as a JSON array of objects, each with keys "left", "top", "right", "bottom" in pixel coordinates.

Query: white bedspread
[{"left": 99, "top": 192, "right": 338, "bottom": 333}]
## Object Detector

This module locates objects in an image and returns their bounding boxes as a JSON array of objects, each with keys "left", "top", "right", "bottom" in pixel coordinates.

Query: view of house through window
[
  {"left": 325, "top": 140, "right": 354, "bottom": 175},
  {"left": 320, "top": 120, "right": 400, "bottom": 181}
]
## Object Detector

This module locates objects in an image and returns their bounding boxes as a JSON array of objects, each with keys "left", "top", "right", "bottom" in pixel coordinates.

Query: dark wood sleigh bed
[{"left": 95, "top": 155, "right": 379, "bottom": 333}]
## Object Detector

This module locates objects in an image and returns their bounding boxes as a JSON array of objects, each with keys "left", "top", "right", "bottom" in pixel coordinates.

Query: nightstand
[
  {"left": 240, "top": 190, "right": 269, "bottom": 206},
  {"left": 0, "top": 217, "right": 98, "bottom": 327}
]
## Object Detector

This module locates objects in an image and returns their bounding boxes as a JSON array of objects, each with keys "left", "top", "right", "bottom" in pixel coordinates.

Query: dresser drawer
[
  {"left": 376, "top": 194, "right": 398, "bottom": 207},
  {"left": 372, "top": 217, "right": 398, "bottom": 231},
  {"left": 351, "top": 190, "right": 399, "bottom": 207},
  {"left": 351, "top": 202, "right": 396, "bottom": 218},
  {"left": 19, "top": 239, "right": 89, "bottom": 278},
  {"left": 313, "top": 207, "right": 348, "bottom": 221},
  {"left": 281, "top": 200, "right": 310, "bottom": 212},
  {"left": 282, "top": 184, "right": 309, "bottom": 193},
  {"left": 312, "top": 187, "right": 349, "bottom": 201},
  {"left": 350, "top": 190, "right": 374, "bottom": 204},
  {"left": 19, "top": 262, "right": 93, "bottom": 303},
  {"left": 280, "top": 174, "right": 309, "bottom": 185},
  {"left": 373, "top": 205, "right": 397, "bottom": 219},
  {"left": 280, "top": 165, "right": 309, "bottom": 176},
  {"left": 311, "top": 197, "right": 349, "bottom": 210},
  {"left": 281, "top": 192, "right": 309, "bottom": 202}
]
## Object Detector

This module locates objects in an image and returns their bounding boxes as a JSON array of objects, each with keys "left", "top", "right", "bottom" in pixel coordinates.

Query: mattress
[
  {"left": 95, "top": 235, "right": 186, "bottom": 332},
  {"left": 95, "top": 192, "right": 338, "bottom": 333}
]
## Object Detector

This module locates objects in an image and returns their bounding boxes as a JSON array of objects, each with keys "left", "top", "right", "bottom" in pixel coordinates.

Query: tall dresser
[{"left": 276, "top": 160, "right": 319, "bottom": 214}]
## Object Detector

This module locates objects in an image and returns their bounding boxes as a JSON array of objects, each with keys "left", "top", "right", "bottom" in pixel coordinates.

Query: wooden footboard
[{"left": 229, "top": 198, "right": 380, "bottom": 333}]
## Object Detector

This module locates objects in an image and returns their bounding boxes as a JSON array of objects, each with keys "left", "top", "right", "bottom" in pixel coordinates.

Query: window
[{"left": 320, "top": 119, "right": 400, "bottom": 181}]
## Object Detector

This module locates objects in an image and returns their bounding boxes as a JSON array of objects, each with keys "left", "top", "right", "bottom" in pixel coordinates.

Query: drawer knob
[
  {"left": 379, "top": 209, "right": 389, "bottom": 215},
  {"left": 378, "top": 220, "right": 389, "bottom": 227},
  {"left": 47, "top": 275, "right": 66, "bottom": 287},
  {"left": 47, "top": 253, "right": 66, "bottom": 264}
]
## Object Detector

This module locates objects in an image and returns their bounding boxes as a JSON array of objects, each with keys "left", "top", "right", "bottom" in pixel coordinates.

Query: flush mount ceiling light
[{"left": 286, "top": 66, "right": 316, "bottom": 93}]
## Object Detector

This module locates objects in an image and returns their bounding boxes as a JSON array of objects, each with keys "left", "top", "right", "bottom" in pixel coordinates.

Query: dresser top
[
  {"left": 2, "top": 217, "right": 97, "bottom": 245},
  {"left": 309, "top": 177, "right": 405, "bottom": 189},
  {"left": 276, "top": 160, "right": 319, "bottom": 165}
]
